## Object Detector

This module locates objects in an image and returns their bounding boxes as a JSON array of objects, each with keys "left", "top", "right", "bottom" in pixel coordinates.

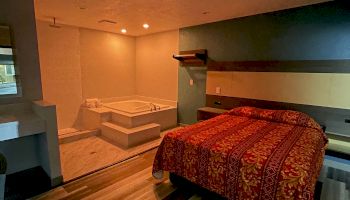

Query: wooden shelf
[{"left": 173, "top": 49, "right": 207, "bottom": 66}]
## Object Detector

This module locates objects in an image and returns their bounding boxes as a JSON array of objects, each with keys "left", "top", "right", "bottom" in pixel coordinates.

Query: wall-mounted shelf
[{"left": 173, "top": 49, "right": 207, "bottom": 66}]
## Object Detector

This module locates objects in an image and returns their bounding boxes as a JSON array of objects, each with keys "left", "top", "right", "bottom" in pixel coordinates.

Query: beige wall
[
  {"left": 207, "top": 71, "right": 350, "bottom": 109},
  {"left": 80, "top": 29, "right": 136, "bottom": 99},
  {"left": 37, "top": 22, "right": 137, "bottom": 129},
  {"left": 37, "top": 22, "right": 178, "bottom": 130},
  {"left": 0, "top": 0, "right": 43, "bottom": 103},
  {"left": 136, "top": 30, "right": 179, "bottom": 101},
  {"left": 0, "top": 0, "right": 62, "bottom": 181},
  {"left": 36, "top": 21, "right": 83, "bottom": 129}
]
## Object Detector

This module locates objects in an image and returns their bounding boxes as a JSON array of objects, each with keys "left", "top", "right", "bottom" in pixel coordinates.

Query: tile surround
[{"left": 59, "top": 127, "right": 181, "bottom": 181}]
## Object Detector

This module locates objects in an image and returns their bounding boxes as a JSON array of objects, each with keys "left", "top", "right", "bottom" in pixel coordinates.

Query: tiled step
[
  {"left": 101, "top": 122, "right": 160, "bottom": 148},
  {"left": 59, "top": 129, "right": 100, "bottom": 144},
  {"left": 110, "top": 111, "right": 155, "bottom": 129}
]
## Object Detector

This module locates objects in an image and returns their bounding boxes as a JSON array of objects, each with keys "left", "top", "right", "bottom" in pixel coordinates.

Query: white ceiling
[{"left": 34, "top": 0, "right": 330, "bottom": 36}]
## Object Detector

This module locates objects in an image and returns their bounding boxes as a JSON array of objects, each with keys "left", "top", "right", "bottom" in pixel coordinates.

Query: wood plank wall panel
[
  {"left": 206, "top": 71, "right": 350, "bottom": 110},
  {"left": 207, "top": 60, "right": 350, "bottom": 73}
]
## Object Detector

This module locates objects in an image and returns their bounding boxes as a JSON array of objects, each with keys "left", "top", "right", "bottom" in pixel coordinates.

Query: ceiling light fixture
[
  {"left": 121, "top": 28, "right": 127, "bottom": 34},
  {"left": 143, "top": 23, "right": 150, "bottom": 29}
]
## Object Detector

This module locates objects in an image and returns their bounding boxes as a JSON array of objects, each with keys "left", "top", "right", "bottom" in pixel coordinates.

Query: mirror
[{"left": 0, "top": 25, "right": 18, "bottom": 95}]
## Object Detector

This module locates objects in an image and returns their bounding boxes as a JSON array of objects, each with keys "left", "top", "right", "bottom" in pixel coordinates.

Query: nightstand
[{"left": 197, "top": 107, "right": 228, "bottom": 121}]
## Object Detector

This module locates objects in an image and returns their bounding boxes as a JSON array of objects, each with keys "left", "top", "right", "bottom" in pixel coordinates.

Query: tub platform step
[
  {"left": 59, "top": 129, "right": 100, "bottom": 144},
  {"left": 101, "top": 122, "right": 160, "bottom": 148}
]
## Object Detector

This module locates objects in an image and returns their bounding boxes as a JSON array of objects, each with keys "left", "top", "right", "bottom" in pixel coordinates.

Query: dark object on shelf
[
  {"left": 326, "top": 149, "right": 350, "bottom": 160},
  {"left": 173, "top": 49, "right": 207, "bottom": 66},
  {"left": 197, "top": 107, "right": 228, "bottom": 121}
]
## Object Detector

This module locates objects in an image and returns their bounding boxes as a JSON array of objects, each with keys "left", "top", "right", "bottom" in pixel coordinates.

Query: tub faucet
[{"left": 150, "top": 103, "right": 157, "bottom": 111}]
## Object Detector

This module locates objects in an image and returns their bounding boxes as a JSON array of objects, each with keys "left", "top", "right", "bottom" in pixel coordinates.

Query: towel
[{"left": 84, "top": 98, "right": 102, "bottom": 108}]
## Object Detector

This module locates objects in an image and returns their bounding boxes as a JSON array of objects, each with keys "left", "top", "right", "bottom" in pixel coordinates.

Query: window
[
  {"left": 0, "top": 25, "right": 18, "bottom": 96},
  {"left": 5, "top": 65, "right": 15, "bottom": 76},
  {"left": 0, "top": 64, "right": 17, "bottom": 95}
]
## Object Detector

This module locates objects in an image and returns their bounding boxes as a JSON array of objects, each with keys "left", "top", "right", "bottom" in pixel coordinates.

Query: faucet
[
  {"left": 150, "top": 103, "right": 161, "bottom": 111},
  {"left": 150, "top": 103, "right": 157, "bottom": 111}
]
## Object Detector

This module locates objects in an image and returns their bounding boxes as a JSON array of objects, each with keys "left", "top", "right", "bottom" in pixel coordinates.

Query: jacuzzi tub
[
  {"left": 103, "top": 100, "right": 169, "bottom": 114},
  {"left": 82, "top": 97, "right": 177, "bottom": 131}
]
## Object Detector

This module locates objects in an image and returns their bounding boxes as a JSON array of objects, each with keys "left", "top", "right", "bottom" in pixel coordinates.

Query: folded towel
[{"left": 84, "top": 98, "right": 101, "bottom": 108}]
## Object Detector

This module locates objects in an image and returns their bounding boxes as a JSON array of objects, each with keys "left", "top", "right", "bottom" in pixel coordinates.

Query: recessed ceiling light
[
  {"left": 143, "top": 23, "right": 150, "bottom": 29},
  {"left": 121, "top": 28, "right": 127, "bottom": 34}
]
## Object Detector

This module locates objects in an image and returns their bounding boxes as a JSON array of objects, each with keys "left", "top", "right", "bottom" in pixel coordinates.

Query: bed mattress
[{"left": 153, "top": 107, "right": 328, "bottom": 200}]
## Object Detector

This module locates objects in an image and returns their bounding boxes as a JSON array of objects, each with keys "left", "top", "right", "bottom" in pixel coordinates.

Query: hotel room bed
[{"left": 153, "top": 106, "right": 328, "bottom": 200}]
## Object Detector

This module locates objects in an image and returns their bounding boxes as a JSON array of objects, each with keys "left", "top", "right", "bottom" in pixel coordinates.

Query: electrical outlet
[
  {"left": 190, "top": 79, "right": 194, "bottom": 86},
  {"left": 215, "top": 87, "right": 221, "bottom": 94}
]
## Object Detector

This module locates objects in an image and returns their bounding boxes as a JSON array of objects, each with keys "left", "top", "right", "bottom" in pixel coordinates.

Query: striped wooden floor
[
  {"left": 33, "top": 148, "right": 176, "bottom": 200},
  {"left": 33, "top": 147, "right": 348, "bottom": 200},
  {"left": 33, "top": 147, "right": 225, "bottom": 200}
]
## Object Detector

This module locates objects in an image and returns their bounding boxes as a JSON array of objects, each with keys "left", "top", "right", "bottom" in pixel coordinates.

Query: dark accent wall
[{"left": 178, "top": 1, "right": 350, "bottom": 124}]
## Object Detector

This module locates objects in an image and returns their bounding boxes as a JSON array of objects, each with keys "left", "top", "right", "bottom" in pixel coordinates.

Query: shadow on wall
[{"left": 178, "top": 66, "right": 207, "bottom": 125}]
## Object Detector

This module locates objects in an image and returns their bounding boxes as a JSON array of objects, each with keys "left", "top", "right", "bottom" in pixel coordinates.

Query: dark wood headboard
[
  {"left": 206, "top": 94, "right": 350, "bottom": 136},
  {"left": 207, "top": 60, "right": 350, "bottom": 73}
]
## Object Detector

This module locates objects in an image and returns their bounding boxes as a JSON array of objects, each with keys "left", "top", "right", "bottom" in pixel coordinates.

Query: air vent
[{"left": 98, "top": 20, "right": 117, "bottom": 24}]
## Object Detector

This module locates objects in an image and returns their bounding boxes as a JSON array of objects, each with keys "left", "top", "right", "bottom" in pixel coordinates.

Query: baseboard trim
[{"left": 51, "top": 175, "right": 63, "bottom": 187}]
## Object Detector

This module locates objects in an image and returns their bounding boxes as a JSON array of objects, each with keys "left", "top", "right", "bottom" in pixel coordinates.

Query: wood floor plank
[
  {"left": 122, "top": 181, "right": 159, "bottom": 200},
  {"left": 85, "top": 167, "right": 154, "bottom": 200},
  {"left": 132, "top": 180, "right": 176, "bottom": 200},
  {"left": 32, "top": 148, "right": 179, "bottom": 200},
  {"left": 63, "top": 155, "right": 148, "bottom": 193},
  {"left": 32, "top": 187, "right": 69, "bottom": 200},
  {"left": 57, "top": 149, "right": 157, "bottom": 199}
]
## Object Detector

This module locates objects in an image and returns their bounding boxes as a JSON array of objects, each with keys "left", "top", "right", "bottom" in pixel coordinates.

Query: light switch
[
  {"left": 190, "top": 79, "right": 194, "bottom": 86},
  {"left": 215, "top": 87, "right": 221, "bottom": 94}
]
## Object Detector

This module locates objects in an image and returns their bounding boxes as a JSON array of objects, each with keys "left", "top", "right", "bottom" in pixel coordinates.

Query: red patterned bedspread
[{"left": 153, "top": 107, "right": 328, "bottom": 200}]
